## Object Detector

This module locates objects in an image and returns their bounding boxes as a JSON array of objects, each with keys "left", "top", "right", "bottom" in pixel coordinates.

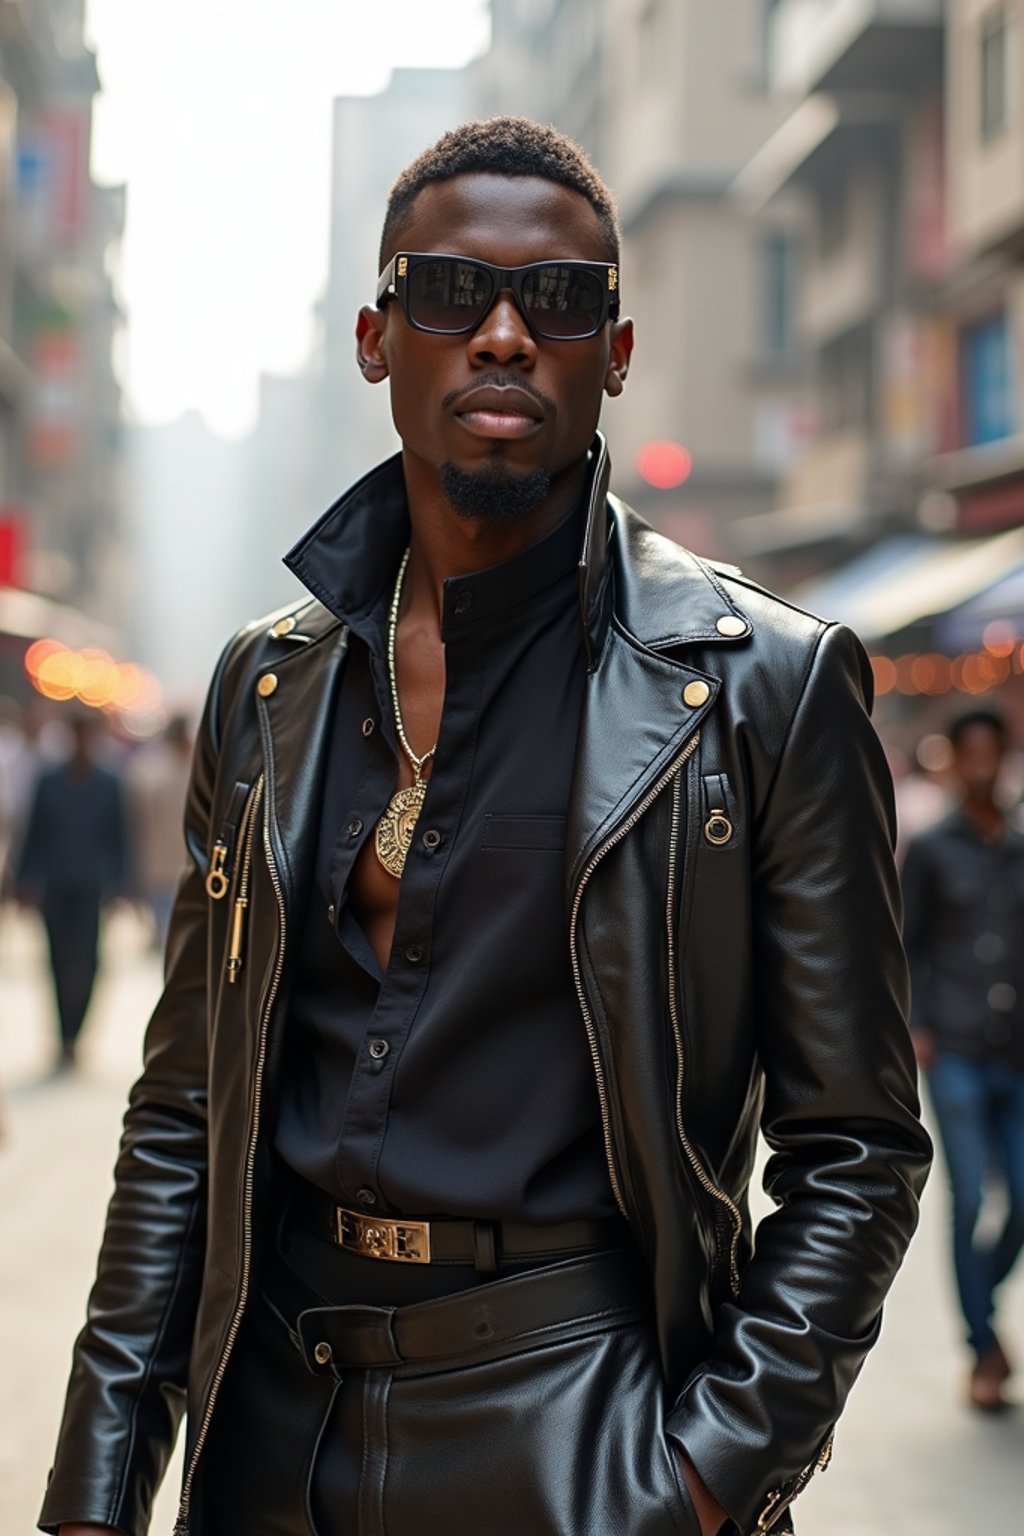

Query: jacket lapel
[
  {"left": 565, "top": 499, "right": 752, "bottom": 892},
  {"left": 252, "top": 604, "right": 349, "bottom": 917}
]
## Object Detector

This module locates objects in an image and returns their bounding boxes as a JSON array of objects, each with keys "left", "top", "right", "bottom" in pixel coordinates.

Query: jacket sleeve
[
  {"left": 665, "top": 622, "right": 932, "bottom": 1534},
  {"left": 38, "top": 643, "right": 234, "bottom": 1536}
]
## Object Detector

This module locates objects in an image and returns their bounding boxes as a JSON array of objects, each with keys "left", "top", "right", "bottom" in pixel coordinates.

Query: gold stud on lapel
[
  {"left": 257, "top": 673, "right": 279, "bottom": 698},
  {"left": 716, "top": 615, "right": 747, "bottom": 637},
  {"left": 271, "top": 615, "right": 297, "bottom": 637},
  {"left": 683, "top": 680, "right": 711, "bottom": 708}
]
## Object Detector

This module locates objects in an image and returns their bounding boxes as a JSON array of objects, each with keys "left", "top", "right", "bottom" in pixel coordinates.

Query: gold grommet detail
[
  {"left": 716, "top": 615, "right": 747, "bottom": 637},
  {"left": 683, "top": 680, "right": 711, "bottom": 708},
  {"left": 257, "top": 673, "right": 278, "bottom": 698},
  {"left": 271, "top": 615, "right": 297, "bottom": 637},
  {"left": 704, "top": 811, "right": 734, "bottom": 846},
  {"left": 313, "top": 1341, "right": 332, "bottom": 1366}
]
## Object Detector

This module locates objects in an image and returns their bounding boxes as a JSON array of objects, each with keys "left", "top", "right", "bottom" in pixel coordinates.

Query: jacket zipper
[
  {"left": 226, "top": 778, "right": 264, "bottom": 983},
  {"left": 205, "top": 779, "right": 253, "bottom": 902},
  {"left": 569, "top": 730, "right": 703, "bottom": 1220},
  {"left": 667, "top": 768, "right": 744, "bottom": 1297},
  {"left": 174, "top": 776, "right": 287, "bottom": 1535},
  {"left": 756, "top": 1432, "right": 835, "bottom": 1532}
]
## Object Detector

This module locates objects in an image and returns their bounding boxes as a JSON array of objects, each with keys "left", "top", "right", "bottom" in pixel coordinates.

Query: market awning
[{"left": 789, "top": 525, "right": 1024, "bottom": 643}]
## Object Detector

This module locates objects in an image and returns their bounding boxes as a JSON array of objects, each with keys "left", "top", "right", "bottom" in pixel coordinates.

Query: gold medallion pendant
[{"left": 374, "top": 781, "right": 426, "bottom": 879}]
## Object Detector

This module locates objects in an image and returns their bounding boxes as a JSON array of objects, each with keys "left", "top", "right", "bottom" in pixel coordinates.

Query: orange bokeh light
[
  {"left": 871, "top": 655, "right": 898, "bottom": 695},
  {"left": 983, "top": 620, "right": 1017, "bottom": 658},
  {"left": 636, "top": 440, "right": 694, "bottom": 490}
]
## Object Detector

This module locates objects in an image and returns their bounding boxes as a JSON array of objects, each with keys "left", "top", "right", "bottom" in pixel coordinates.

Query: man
[
  {"left": 43, "top": 119, "right": 929, "bottom": 1536},
  {"left": 902, "top": 709, "right": 1024, "bottom": 1413},
  {"left": 16, "top": 712, "right": 128, "bottom": 1071}
]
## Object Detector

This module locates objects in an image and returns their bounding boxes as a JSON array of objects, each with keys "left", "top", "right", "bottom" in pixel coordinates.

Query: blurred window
[
  {"left": 961, "top": 311, "right": 1015, "bottom": 446},
  {"left": 818, "top": 180, "right": 849, "bottom": 259},
  {"left": 980, "top": 5, "right": 1011, "bottom": 143},
  {"left": 763, "top": 231, "right": 798, "bottom": 360},
  {"left": 820, "top": 325, "right": 873, "bottom": 433}
]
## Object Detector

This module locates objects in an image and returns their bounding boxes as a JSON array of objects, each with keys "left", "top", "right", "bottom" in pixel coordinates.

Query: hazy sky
[{"left": 84, "top": 0, "right": 490, "bottom": 437}]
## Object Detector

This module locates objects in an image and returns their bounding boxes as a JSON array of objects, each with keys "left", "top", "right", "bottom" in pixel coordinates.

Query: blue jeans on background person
[{"left": 926, "top": 1051, "right": 1024, "bottom": 1358}]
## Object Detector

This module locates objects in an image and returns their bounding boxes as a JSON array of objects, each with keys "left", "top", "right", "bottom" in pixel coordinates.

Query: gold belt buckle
[{"left": 337, "top": 1207, "right": 432, "bottom": 1264}]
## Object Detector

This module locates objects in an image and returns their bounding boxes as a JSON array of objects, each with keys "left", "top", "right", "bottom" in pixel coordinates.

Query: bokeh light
[{"left": 636, "top": 440, "right": 694, "bottom": 490}]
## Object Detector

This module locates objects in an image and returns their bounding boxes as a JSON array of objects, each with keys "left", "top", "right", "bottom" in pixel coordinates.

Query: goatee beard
[{"left": 440, "top": 459, "right": 551, "bottom": 525}]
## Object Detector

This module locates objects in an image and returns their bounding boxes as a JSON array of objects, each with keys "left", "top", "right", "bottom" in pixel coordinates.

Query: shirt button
[
  {"left": 405, "top": 944, "right": 424, "bottom": 964},
  {"left": 362, "top": 718, "right": 375, "bottom": 737},
  {"left": 422, "top": 828, "right": 441, "bottom": 850},
  {"left": 356, "top": 1187, "right": 377, "bottom": 1207},
  {"left": 368, "top": 1038, "right": 389, "bottom": 1060},
  {"left": 347, "top": 818, "right": 363, "bottom": 838},
  {"left": 453, "top": 590, "right": 474, "bottom": 616},
  {"left": 327, "top": 903, "right": 337, "bottom": 925}
]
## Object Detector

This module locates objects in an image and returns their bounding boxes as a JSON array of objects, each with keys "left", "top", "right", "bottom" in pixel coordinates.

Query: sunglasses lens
[
  {"left": 521, "top": 264, "right": 605, "bottom": 338},
  {"left": 407, "top": 259, "right": 492, "bottom": 332}
]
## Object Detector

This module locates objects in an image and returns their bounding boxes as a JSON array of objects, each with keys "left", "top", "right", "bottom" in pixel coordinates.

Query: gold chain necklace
[{"left": 375, "top": 548, "right": 437, "bottom": 878}]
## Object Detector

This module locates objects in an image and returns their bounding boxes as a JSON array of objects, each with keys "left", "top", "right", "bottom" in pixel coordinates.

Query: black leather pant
[{"left": 195, "top": 1234, "right": 700, "bottom": 1536}]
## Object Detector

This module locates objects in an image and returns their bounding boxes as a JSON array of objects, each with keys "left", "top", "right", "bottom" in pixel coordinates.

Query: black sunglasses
[{"left": 376, "top": 252, "right": 620, "bottom": 341}]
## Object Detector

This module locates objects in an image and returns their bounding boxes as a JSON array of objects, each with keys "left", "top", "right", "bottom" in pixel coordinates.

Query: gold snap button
[
  {"left": 683, "top": 680, "right": 710, "bottom": 708},
  {"left": 257, "top": 673, "right": 278, "bottom": 698},
  {"left": 716, "top": 616, "right": 746, "bottom": 637},
  {"left": 271, "top": 616, "right": 296, "bottom": 637},
  {"left": 314, "top": 1341, "right": 333, "bottom": 1366}
]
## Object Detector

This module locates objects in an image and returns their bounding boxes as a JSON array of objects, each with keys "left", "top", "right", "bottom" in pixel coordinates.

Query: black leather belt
[
  {"left": 290, "top": 1181, "right": 631, "bottom": 1271},
  {"left": 295, "top": 1247, "right": 652, "bottom": 1372}
]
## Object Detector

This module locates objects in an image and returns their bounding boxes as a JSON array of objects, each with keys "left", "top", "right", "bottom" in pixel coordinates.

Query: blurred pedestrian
[
  {"left": 125, "top": 713, "right": 193, "bottom": 952},
  {"left": 15, "top": 712, "right": 129, "bottom": 1071},
  {"left": 902, "top": 707, "right": 1024, "bottom": 1412}
]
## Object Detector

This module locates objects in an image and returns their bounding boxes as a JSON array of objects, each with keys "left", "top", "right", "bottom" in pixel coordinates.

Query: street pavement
[{"left": 1, "top": 905, "right": 1021, "bottom": 1535}]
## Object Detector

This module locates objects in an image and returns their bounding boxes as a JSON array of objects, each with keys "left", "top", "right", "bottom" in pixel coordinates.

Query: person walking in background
[
  {"left": 15, "top": 712, "right": 129, "bottom": 1071},
  {"left": 902, "top": 708, "right": 1024, "bottom": 1413},
  {"left": 125, "top": 713, "right": 193, "bottom": 952}
]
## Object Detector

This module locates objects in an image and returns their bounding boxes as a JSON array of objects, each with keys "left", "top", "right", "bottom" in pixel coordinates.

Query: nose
[{"left": 467, "top": 290, "right": 537, "bottom": 368}]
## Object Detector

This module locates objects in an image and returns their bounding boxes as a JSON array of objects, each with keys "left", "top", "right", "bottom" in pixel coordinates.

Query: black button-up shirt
[
  {"left": 275, "top": 478, "right": 616, "bottom": 1221},
  {"left": 902, "top": 808, "right": 1024, "bottom": 1071}
]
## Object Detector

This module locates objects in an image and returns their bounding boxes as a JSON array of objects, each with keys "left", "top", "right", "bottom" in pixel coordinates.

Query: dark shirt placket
[{"left": 275, "top": 496, "right": 616, "bottom": 1223}]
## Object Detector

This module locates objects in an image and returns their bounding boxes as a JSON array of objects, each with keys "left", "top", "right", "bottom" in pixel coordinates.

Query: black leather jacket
[{"left": 40, "top": 440, "right": 930, "bottom": 1536}]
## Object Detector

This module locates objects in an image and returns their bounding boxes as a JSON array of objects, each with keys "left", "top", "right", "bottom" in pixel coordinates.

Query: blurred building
[
  {"left": 734, "top": 0, "right": 1024, "bottom": 742},
  {"left": 0, "top": 0, "right": 127, "bottom": 699},
  {"left": 737, "top": 0, "right": 947, "bottom": 588},
  {"left": 312, "top": 67, "right": 473, "bottom": 499},
  {"left": 474, "top": 0, "right": 790, "bottom": 558}
]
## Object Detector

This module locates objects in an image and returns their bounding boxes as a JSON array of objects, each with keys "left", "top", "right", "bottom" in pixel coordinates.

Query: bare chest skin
[{"left": 348, "top": 615, "right": 446, "bottom": 971}]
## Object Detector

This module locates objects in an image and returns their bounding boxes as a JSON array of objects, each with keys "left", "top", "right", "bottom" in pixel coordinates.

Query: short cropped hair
[
  {"left": 379, "top": 116, "right": 621, "bottom": 268},
  {"left": 948, "top": 707, "right": 1008, "bottom": 750}
]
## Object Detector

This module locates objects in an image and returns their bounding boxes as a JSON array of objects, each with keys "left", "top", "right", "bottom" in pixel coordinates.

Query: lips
[{"left": 452, "top": 385, "right": 546, "bottom": 440}]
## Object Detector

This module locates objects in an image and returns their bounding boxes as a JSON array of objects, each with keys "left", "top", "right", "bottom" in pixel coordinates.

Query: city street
[{"left": 1, "top": 906, "right": 1021, "bottom": 1535}]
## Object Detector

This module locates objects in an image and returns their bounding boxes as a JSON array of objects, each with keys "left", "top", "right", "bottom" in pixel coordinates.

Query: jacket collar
[{"left": 282, "top": 433, "right": 752, "bottom": 662}]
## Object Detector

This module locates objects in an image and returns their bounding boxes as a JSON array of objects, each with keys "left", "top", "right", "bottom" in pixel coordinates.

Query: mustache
[{"left": 441, "top": 372, "right": 555, "bottom": 417}]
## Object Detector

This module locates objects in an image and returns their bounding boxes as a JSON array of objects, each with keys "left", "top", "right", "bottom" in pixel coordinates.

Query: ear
[
  {"left": 356, "top": 306, "right": 389, "bottom": 383},
  {"left": 604, "top": 317, "right": 634, "bottom": 399}
]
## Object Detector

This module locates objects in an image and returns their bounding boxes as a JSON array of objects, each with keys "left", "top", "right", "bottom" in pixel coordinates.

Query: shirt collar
[{"left": 284, "top": 453, "right": 585, "bottom": 652}]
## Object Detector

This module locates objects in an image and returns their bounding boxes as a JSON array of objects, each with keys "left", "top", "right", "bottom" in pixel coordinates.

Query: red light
[{"left": 637, "top": 440, "right": 693, "bottom": 490}]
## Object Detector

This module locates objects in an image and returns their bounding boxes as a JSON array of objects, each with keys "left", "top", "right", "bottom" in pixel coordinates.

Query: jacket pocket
[
  {"left": 701, "top": 772, "right": 738, "bottom": 849},
  {"left": 481, "top": 813, "right": 566, "bottom": 851},
  {"left": 206, "top": 779, "right": 253, "bottom": 900}
]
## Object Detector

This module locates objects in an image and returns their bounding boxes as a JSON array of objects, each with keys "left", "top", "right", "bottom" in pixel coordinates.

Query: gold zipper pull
[
  {"left": 227, "top": 895, "right": 248, "bottom": 982},
  {"left": 206, "top": 843, "right": 229, "bottom": 900}
]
